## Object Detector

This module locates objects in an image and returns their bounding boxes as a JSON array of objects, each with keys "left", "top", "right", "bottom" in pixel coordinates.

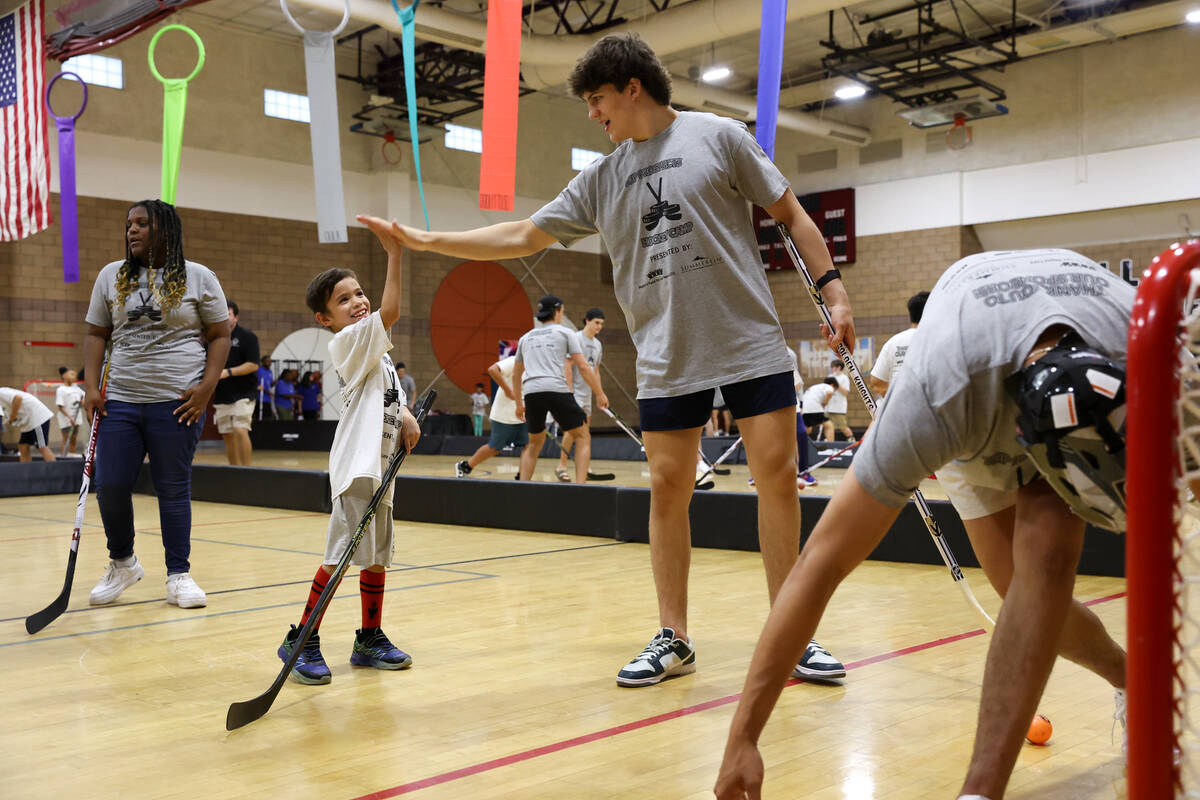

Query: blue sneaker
[
  {"left": 277, "top": 625, "right": 332, "bottom": 685},
  {"left": 350, "top": 628, "right": 412, "bottom": 670}
]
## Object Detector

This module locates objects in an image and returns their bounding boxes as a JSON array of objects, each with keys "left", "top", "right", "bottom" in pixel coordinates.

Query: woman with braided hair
[{"left": 82, "top": 200, "right": 231, "bottom": 609}]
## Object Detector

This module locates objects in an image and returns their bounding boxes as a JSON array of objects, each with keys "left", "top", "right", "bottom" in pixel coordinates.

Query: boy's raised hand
[{"left": 356, "top": 215, "right": 423, "bottom": 254}]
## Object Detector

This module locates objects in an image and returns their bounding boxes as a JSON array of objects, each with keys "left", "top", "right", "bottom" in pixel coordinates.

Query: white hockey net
[{"left": 1175, "top": 270, "right": 1200, "bottom": 798}]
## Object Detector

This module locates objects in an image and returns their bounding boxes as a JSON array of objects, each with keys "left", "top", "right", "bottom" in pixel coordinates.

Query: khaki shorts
[
  {"left": 214, "top": 397, "right": 255, "bottom": 434},
  {"left": 325, "top": 478, "right": 395, "bottom": 568},
  {"left": 937, "top": 461, "right": 1017, "bottom": 521},
  {"left": 827, "top": 412, "right": 849, "bottom": 428}
]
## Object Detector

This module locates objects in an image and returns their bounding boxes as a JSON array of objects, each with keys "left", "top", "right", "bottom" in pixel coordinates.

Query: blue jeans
[{"left": 95, "top": 400, "right": 203, "bottom": 574}]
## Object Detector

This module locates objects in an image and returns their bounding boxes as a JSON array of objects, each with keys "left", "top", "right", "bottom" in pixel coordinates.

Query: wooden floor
[
  {"left": 191, "top": 446, "right": 956, "bottom": 501},
  {"left": 0, "top": 493, "right": 1126, "bottom": 799}
]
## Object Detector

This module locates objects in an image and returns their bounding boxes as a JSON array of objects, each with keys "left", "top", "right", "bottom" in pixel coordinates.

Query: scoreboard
[{"left": 756, "top": 187, "right": 856, "bottom": 270}]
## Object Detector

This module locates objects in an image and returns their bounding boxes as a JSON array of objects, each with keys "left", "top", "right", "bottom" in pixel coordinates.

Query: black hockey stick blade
[
  {"left": 226, "top": 390, "right": 436, "bottom": 731},
  {"left": 25, "top": 552, "right": 77, "bottom": 634},
  {"left": 713, "top": 467, "right": 731, "bottom": 475},
  {"left": 586, "top": 472, "right": 616, "bottom": 481}
]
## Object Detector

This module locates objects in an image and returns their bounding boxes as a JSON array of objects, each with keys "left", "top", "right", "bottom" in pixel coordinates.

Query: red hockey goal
[{"left": 1127, "top": 238, "right": 1200, "bottom": 799}]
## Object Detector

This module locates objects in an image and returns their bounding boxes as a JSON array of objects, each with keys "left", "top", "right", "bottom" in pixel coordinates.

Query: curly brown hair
[
  {"left": 114, "top": 200, "right": 187, "bottom": 313},
  {"left": 568, "top": 33, "right": 672, "bottom": 106}
]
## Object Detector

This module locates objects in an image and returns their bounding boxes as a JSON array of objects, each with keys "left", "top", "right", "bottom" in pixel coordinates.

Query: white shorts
[
  {"left": 937, "top": 461, "right": 1017, "bottom": 521},
  {"left": 324, "top": 478, "right": 395, "bottom": 568},
  {"left": 214, "top": 397, "right": 255, "bottom": 434}
]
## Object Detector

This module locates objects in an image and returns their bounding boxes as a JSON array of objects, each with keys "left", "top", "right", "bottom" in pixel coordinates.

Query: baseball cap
[{"left": 535, "top": 294, "right": 564, "bottom": 321}]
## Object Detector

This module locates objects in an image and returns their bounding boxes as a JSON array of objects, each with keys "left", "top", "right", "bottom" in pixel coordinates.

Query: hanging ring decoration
[
  {"left": 148, "top": 25, "right": 206, "bottom": 204},
  {"left": 45, "top": 71, "right": 89, "bottom": 283}
]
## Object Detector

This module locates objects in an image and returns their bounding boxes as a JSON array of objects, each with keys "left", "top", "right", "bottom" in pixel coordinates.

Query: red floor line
[{"left": 352, "top": 594, "right": 1136, "bottom": 800}]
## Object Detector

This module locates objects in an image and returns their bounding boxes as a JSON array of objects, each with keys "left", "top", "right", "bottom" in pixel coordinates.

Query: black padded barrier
[
  {"left": 0, "top": 460, "right": 89, "bottom": 497},
  {"left": 133, "top": 464, "right": 332, "bottom": 513}
]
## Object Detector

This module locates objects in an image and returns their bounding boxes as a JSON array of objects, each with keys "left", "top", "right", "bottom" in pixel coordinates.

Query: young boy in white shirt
[
  {"left": 55, "top": 368, "right": 86, "bottom": 457},
  {"left": 276, "top": 214, "right": 422, "bottom": 685}
]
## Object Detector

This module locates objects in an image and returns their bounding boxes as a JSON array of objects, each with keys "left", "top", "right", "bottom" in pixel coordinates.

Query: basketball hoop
[
  {"left": 382, "top": 130, "right": 403, "bottom": 166},
  {"left": 945, "top": 113, "right": 972, "bottom": 151}
]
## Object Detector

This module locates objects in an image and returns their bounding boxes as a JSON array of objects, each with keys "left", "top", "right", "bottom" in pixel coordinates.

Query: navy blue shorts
[
  {"left": 19, "top": 420, "right": 51, "bottom": 448},
  {"left": 638, "top": 372, "right": 795, "bottom": 432}
]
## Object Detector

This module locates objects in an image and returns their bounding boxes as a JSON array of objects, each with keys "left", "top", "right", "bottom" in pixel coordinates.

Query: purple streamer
[
  {"left": 45, "top": 72, "right": 88, "bottom": 284},
  {"left": 755, "top": 0, "right": 787, "bottom": 160}
]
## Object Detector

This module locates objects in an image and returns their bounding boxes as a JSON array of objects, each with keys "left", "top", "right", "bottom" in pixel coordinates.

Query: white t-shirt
[
  {"left": 489, "top": 357, "right": 522, "bottom": 425},
  {"left": 470, "top": 391, "right": 490, "bottom": 415},
  {"left": 854, "top": 249, "right": 1135, "bottom": 508},
  {"left": 826, "top": 372, "right": 850, "bottom": 414},
  {"left": 327, "top": 312, "right": 405, "bottom": 502},
  {"left": 871, "top": 327, "right": 917, "bottom": 388},
  {"left": 54, "top": 384, "right": 86, "bottom": 428},
  {"left": 802, "top": 383, "right": 834, "bottom": 414},
  {"left": 0, "top": 388, "right": 54, "bottom": 432}
]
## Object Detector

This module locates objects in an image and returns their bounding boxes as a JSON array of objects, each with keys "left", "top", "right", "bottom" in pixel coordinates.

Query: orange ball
[{"left": 1026, "top": 713, "right": 1053, "bottom": 745}]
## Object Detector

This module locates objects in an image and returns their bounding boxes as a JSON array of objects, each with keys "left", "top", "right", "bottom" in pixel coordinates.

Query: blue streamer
[
  {"left": 391, "top": 0, "right": 431, "bottom": 230},
  {"left": 755, "top": 0, "right": 787, "bottom": 160}
]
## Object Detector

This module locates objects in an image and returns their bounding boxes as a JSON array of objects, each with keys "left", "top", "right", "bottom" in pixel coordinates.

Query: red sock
[
  {"left": 300, "top": 566, "right": 338, "bottom": 629},
  {"left": 360, "top": 569, "right": 386, "bottom": 628}
]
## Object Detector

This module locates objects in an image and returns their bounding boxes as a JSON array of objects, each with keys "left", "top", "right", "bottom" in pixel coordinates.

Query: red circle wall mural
[{"left": 429, "top": 261, "right": 531, "bottom": 394}]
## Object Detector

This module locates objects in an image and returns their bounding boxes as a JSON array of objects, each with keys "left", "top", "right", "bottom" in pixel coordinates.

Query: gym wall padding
[{"left": 5, "top": 462, "right": 1125, "bottom": 577}]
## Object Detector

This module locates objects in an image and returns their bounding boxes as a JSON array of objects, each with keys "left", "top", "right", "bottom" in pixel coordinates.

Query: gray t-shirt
[
  {"left": 531, "top": 111, "right": 792, "bottom": 398},
  {"left": 398, "top": 373, "right": 416, "bottom": 408},
  {"left": 572, "top": 332, "right": 603, "bottom": 406},
  {"left": 515, "top": 324, "right": 581, "bottom": 395},
  {"left": 854, "top": 249, "right": 1135, "bottom": 508},
  {"left": 85, "top": 260, "right": 228, "bottom": 403}
]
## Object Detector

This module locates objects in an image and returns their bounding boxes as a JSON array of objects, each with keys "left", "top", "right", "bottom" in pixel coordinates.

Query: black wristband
[{"left": 815, "top": 268, "right": 842, "bottom": 290}]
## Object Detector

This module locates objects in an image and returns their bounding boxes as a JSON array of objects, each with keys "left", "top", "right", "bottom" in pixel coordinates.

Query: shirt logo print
[
  {"left": 641, "top": 178, "right": 682, "bottom": 231},
  {"left": 127, "top": 291, "right": 162, "bottom": 322}
]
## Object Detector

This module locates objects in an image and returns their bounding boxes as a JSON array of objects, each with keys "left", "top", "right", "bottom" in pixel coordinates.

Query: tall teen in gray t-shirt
[
  {"left": 854, "top": 249, "right": 1135, "bottom": 507},
  {"left": 532, "top": 111, "right": 792, "bottom": 398},
  {"left": 572, "top": 332, "right": 603, "bottom": 408}
]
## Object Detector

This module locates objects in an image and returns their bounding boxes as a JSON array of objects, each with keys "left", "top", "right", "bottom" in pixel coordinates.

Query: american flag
[{"left": 0, "top": 0, "right": 51, "bottom": 242}]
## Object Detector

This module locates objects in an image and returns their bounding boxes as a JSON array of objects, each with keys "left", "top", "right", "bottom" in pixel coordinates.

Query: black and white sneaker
[
  {"left": 455, "top": 460, "right": 472, "bottom": 478},
  {"left": 616, "top": 627, "right": 696, "bottom": 687},
  {"left": 792, "top": 639, "right": 846, "bottom": 680}
]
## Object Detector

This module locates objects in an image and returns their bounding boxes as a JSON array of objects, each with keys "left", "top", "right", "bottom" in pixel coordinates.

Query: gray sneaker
[{"left": 89, "top": 556, "right": 145, "bottom": 605}]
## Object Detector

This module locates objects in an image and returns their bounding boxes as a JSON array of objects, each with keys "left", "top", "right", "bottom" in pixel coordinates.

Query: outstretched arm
[
  {"left": 359, "top": 215, "right": 558, "bottom": 262},
  {"left": 358, "top": 215, "right": 406, "bottom": 329}
]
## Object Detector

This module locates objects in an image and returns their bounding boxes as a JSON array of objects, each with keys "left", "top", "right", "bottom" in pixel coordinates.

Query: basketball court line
[
  {"left": 0, "top": 574, "right": 494, "bottom": 648},
  {"left": 350, "top": 591, "right": 1128, "bottom": 799},
  {"left": 0, "top": 541, "right": 624, "bottom": 624}
]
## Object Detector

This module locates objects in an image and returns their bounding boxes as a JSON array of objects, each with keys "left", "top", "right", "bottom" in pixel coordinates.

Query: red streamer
[{"left": 478, "top": 0, "right": 522, "bottom": 211}]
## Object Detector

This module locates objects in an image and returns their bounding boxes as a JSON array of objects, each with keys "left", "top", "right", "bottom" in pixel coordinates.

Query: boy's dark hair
[
  {"left": 823, "top": 377, "right": 839, "bottom": 388},
  {"left": 475, "top": 383, "right": 484, "bottom": 389},
  {"left": 58, "top": 366, "right": 68, "bottom": 376},
  {"left": 585, "top": 307, "right": 605, "bottom": 321},
  {"left": 227, "top": 300, "right": 239, "bottom": 317},
  {"left": 830, "top": 359, "right": 845, "bottom": 370},
  {"left": 396, "top": 362, "right": 406, "bottom": 370},
  {"left": 306, "top": 268, "right": 357, "bottom": 315},
  {"left": 908, "top": 291, "right": 930, "bottom": 324},
  {"left": 568, "top": 33, "right": 672, "bottom": 106}
]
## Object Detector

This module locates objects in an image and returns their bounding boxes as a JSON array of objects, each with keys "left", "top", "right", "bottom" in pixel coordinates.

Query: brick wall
[{"left": 3, "top": 199, "right": 1177, "bottom": 436}]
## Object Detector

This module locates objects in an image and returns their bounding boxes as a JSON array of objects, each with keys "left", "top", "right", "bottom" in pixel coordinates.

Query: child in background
[
  {"left": 274, "top": 370, "right": 296, "bottom": 421},
  {"left": 469, "top": 382, "right": 489, "bottom": 436},
  {"left": 0, "top": 387, "right": 57, "bottom": 463},
  {"left": 276, "top": 214, "right": 421, "bottom": 685},
  {"left": 55, "top": 367, "right": 86, "bottom": 457},
  {"left": 298, "top": 371, "right": 323, "bottom": 421}
]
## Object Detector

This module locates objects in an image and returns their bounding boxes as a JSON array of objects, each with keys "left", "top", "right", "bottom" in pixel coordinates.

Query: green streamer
[
  {"left": 148, "top": 25, "right": 205, "bottom": 205},
  {"left": 391, "top": 0, "right": 430, "bottom": 230}
]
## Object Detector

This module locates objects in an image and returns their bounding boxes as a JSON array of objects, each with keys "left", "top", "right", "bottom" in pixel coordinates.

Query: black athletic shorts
[
  {"left": 524, "top": 391, "right": 587, "bottom": 434},
  {"left": 802, "top": 412, "right": 828, "bottom": 428},
  {"left": 639, "top": 371, "right": 795, "bottom": 432},
  {"left": 19, "top": 420, "right": 51, "bottom": 448}
]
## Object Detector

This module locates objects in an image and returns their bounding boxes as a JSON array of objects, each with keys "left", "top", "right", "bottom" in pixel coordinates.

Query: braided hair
[{"left": 114, "top": 200, "right": 188, "bottom": 313}]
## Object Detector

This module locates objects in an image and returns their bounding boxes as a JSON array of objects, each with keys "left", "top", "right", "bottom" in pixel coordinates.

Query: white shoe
[
  {"left": 89, "top": 556, "right": 145, "bottom": 605},
  {"left": 165, "top": 572, "right": 207, "bottom": 608},
  {"left": 1113, "top": 688, "right": 1127, "bottom": 755}
]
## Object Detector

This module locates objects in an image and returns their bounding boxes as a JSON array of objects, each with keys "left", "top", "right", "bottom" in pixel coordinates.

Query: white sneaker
[
  {"left": 89, "top": 556, "right": 145, "bottom": 605},
  {"left": 165, "top": 572, "right": 207, "bottom": 608},
  {"left": 1113, "top": 688, "right": 1127, "bottom": 755}
]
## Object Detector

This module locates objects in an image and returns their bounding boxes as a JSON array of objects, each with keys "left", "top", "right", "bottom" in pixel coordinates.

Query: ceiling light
[
  {"left": 834, "top": 84, "right": 867, "bottom": 100},
  {"left": 701, "top": 66, "right": 731, "bottom": 83},
  {"left": 1187, "top": 8, "right": 1200, "bottom": 22}
]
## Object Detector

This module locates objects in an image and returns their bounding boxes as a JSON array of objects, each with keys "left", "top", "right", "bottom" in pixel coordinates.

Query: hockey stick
[
  {"left": 226, "top": 389, "right": 437, "bottom": 730},
  {"left": 776, "top": 222, "right": 995, "bottom": 630},
  {"left": 26, "top": 355, "right": 110, "bottom": 634},
  {"left": 600, "top": 406, "right": 645, "bottom": 452},
  {"left": 695, "top": 435, "right": 743, "bottom": 487},
  {"left": 801, "top": 439, "right": 862, "bottom": 477}
]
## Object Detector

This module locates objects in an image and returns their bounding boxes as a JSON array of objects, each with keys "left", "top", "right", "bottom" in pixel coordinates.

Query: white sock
[
  {"left": 957, "top": 795, "right": 992, "bottom": 800},
  {"left": 116, "top": 555, "right": 136, "bottom": 568}
]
